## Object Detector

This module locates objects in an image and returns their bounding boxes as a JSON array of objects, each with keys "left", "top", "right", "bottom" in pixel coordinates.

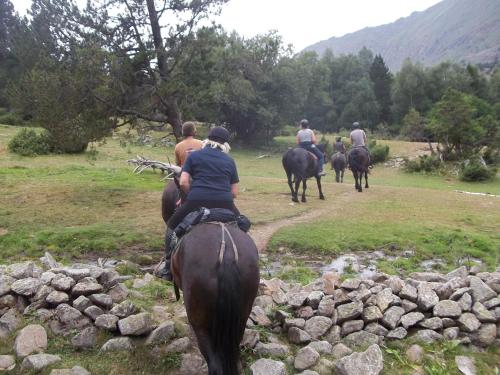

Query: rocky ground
[{"left": 1, "top": 253, "right": 499, "bottom": 374}]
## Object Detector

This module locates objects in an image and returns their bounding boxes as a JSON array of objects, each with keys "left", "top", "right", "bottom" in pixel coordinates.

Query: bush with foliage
[
  {"left": 0, "top": 111, "right": 23, "bottom": 125},
  {"left": 404, "top": 154, "right": 442, "bottom": 173},
  {"left": 368, "top": 140, "right": 390, "bottom": 163},
  {"left": 459, "top": 159, "right": 496, "bottom": 182},
  {"left": 8, "top": 128, "right": 51, "bottom": 156}
]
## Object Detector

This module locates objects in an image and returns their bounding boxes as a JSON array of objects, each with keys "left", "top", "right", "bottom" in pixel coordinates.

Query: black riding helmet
[
  {"left": 352, "top": 121, "right": 360, "bottom": 129},
  {"left": 208, "top": 126, "right": 230, "bottom": 144}
]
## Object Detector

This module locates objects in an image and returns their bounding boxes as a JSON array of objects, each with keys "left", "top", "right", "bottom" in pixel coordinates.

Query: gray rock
[
  {"left": 458, "top": 313, "right": 481, "bottom": 333},
  {"left": 14, "top": 324, "right": 47, "bottom": 357},
  {"left": 337, "top": 301, "right": 363, "bottom": 323},
  {"left": 107, "top": 283, "right": 129, "bottom": 303},
  {"left": 72, "top": 296, "right": 92, "bottom": 312},
  {"left": 406, "top": 344, "right": 424, "bottom": 364},
  {"left": 109, "top": 300, "right": 138, "bottom": 318},
  {"left": 412, "top": 329, "right": 443, "bottom": 343},
  {"left": 469, "top": 276, "right": 496, "bottom": 303},
  {"left": 332, "top": 343, "right": 352, "bottom": 359},
  {"left": 49, "top": 366, "right": 91, "bottom": 375},
  {"left": 472, "top": 323, "right": 496, "bottom": 347},
  {"left": 433, "top": 300, "right": 462, "bottom": 318},
  {"left": 95, "top": 314, "right": 119, "bottom": 331},
  {"left": 384, "top": 276, "right": 404, "bottom": 294},
  {"left": 297, "top": 306, "right": 314, "bottom": 319},
  {"left": 458, "top": 293, "right": 473, "bottom": 311},
  {"left": 436, "top": 277, "right": 468, "bottom": 300},
  {"left": 71, "top": 281, "right": 103, "bottom": 296},
  {"left": 71, "top": 326, "right": 96, "bottom": 349},
  {"left": 419, "top": 317, "right": 443, "bottom": 330},
  {"left": 298, "top": 371, "right": 319, "bottom": 375},
  {"left": 443, "top": 327, "right": 460, "bottom": 340},
  {"left": 450, "top": 287, "right": 472, "bottom": 301},
  {"left": 364, "top": 322, "right": 388, "bottom": 336},
  {"left": 288, "top": 327, "right": 311, "bottom": 344},
  {"left": 145, "top": 320, "right": 175, "bottom": 345},
  {"left": 483, "top": 297, "right": 500, "bottom": 309},
  {"left": 254, "top": 295, "right": 274, "bottom": 314},
  {"left": 61, "top": 268, "right": 91, "bottom": 281},
  {"left": 340, "top": 278, "right": 361, "bottom": 291},
  {"left": 241, "top": 329, "right": 260, "bottom": 349},
  {"left": 40, "top": 251, "right": 60, "bottom": 269},
  {"left": 376, "top": 288, "right": 396, "bottom": 312},
  {"left": 442, "top": 318, "right": 456, "bottom": 328},
  {"left": 101, "top": 337, "right": 134, "bottom": 351},
  {"left": 347, "top": 286, "right": 371, "bottom": 302},
  {"left": 84, "top": 305, "right": 104, "bottom": 321},
  {"left": 46, "top": 291, "right": 69, "bottom": 305},
  {"left": 417, "top": 283, "right": 439, "bottom": 311},
  {"left": 250, "top": 359, "right": 286, "bottom": 375},
  {"left": 387, "top": 327, "right": 407, "bottom": 339},
  {"left": 294, "top": 346, "right": 320, "bottom": 371},
  {"left": 0, "top": 275, "right": 15, "bottom": 296},
  {"left": 11, "top": 278, "right": 41, "bottom": 296},
  {"left": 409, "top": 272, "right": 446, "bottom": 282},
  {"left": 362, "top": 306, "right": 382, "bottom": 323},
  {"left": 307, "top": 341, "right": 332, "bottom": 355},
  {"left": 342, "top": 320, "right": 364, "bottom": 335},
  {"left": 399, "top": 283, "right": 417, "bottom": 302},
  {"left": 324, "top": 325, "right": 341, "bottom": 344},
  {"left": 21, "top": 354, "right": 61, "bottom": 371},
  {"left": 284, "top": 318, "right": 305, "bottom": 330},
  {"left": 472, "top": 302, "right": 496, "bottom": 322},
  {"left": 164, "top": 337, "right": 191, "bottom": 353},
  {"left": 8, "top": 262, "right": 34, "bottom": 279},
  {"left": 343, "top": 331, "right": 380, "bottom": 348},
  {"left": 178, "top": 353, "right": 208, "bottom": 375},
  {"left": 335, "top": 344, "right": 384, "bottom": 375},
  {"left": 118, "top": 312, "right": 154, "bottom": 336},
  {"left": 89, "top": 293, "right": 113, "bottom": 309},
  {"left": 446, "top": 266, "right": 468, "bottom": 280},
  {"left": 99, "top": 269, "right": 120, "bottom": 287},
  {"left": 400, "top": 312, "right": 424, "bottom": 329},
  {"left": 381, "top": 306, "right": 405, "bottom": 329},
  {"left": 287, "top": 291, "right": 309, "bottom": 308},
  {"left": 56, "top": 303, "right": 83, "bottom": 325},
  {"left": 51, "top": 275, "right": 76, "bottom": 291},
  {"left": 271, "top": 289, "right": 288, "bottom": 305},
  {"left": 255, "top": 342, "right": 289, "bottom": 358},
  {"left": 306, "top": 291, "right": 324, "bottom": 309},
  {"left": 304, "top": 316, "right": 333, "bottom": 339},
  {"left": 455, "top": 356, "right": 477, "bottom": 375},
  {"left": 0, "top": 355, "right": 15, "bottom": 371},
  {"left": 401, "top": 300, "right": 418, "bottom": 313},
  {"left": 318, "top": 298, "right": 335, "bottom": 317},
  {"left": 331, "top": 289, "right": 350, "bottom": 306},
  {"left": 0, "top": 308, "right": 20, "bottom": 337}
]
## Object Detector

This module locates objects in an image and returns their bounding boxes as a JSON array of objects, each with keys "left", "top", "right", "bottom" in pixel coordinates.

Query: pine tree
[{"left": 369, "top": 54, "right": 392, "bottom": 124}]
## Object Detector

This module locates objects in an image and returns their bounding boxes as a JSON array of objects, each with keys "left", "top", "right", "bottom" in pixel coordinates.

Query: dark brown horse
[
  {"left": 161, "top": 169, "right": 260, "bottom": 374},
  {"left": 330, "top": 152, "right": 346, "bottom": 183},
  {"left": 348, "top": 147, "right": 369, "bottom": 192},
  {"left": 282, "top": 144, "right": 326, "bottom": 202},
  {"left": 171, "top": 223, "right": 259, "bottom": 374}
]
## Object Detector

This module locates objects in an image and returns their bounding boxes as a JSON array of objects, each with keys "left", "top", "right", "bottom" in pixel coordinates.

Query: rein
[{"left": 206, "top": 222, "right": 239, "bottom": 264}]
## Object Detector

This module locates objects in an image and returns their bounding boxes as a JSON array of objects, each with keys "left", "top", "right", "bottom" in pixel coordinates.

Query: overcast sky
[{"left": 13, "top": 0, "right": 443, "bottom": 51}]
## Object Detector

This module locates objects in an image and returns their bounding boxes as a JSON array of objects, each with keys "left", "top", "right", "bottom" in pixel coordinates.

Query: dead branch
[{"left": 127, "top": 155, "right": 181, "bottom": 180}]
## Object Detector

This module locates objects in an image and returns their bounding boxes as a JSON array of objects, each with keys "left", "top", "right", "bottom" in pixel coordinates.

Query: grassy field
[{"left": 1, "top": 124, "right": 499, "bottom": 374}]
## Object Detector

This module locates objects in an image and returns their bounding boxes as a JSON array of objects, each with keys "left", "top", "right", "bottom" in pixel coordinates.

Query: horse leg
[
  {"left": 294, "top": 177, "right": 301, "bottom": 203},
  {"left": 301, "top": 179, "right": 307, "bottom": 202},
  {"left": 365, "top": 171, "right": 369, "bottom": 188},
  {"left": 352, "top": 170, "right": 359, "bottom": 191},
  {"left": 358, "top": 172, "right": 363, "bottom": 192},
  {"left": 192, "top": 328, "right": 219, "bottom": 375},
  {"left": 316, "top": 176, "right": 325, "bottom": 200},
  {"left": 335, "top": 168, "right": 339, "bottom": 183},
  {"left": 341, "top": 168, "right": 344, "bottom": 183},
  {"left": 287, "top": 172, "right": 298, "bottom": 202}
]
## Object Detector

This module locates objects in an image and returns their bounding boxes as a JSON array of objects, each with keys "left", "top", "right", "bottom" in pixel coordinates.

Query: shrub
[
  {"left": 8, "top": 128, "right": 51, "bottom": 156},
  {"left": 459, "top": 160, "right": 496, "bottom": 182},
  {"left": 369, "top": 140, "right": 390, "bottom": 163},
  {"left": 404, "top": 154, "right": 442, "bottom": 173},
  {"left": 0, "top": 112, "right": 23, "bottom": 125}
]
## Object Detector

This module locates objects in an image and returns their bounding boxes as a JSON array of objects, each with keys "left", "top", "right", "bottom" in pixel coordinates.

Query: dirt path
[{"left": 249, "top": 207, "right": 331, "bottom": 252}]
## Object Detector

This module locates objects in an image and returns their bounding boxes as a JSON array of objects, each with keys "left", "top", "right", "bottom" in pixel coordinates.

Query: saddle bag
[{"left": 174, "top": 208, "right": 252, "bottom": 238}]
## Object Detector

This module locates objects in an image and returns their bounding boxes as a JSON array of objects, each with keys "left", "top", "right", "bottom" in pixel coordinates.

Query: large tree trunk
[{"left": 146, "top": 0, "right": 182, "bottom": 141}]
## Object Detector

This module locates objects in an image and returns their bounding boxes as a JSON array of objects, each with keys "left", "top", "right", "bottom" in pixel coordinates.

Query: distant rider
[
  {"left": 174, "top": 121, "right": 203, "bottom": 167},
  {"left": 296, "top": 119, "right": 326, "bottom": 176},
  {"left": 349, "top": 121, "right": 372, "bottom": 166},
  {"left": 333, "top": 136, "right": 346, "bottom": 154}
]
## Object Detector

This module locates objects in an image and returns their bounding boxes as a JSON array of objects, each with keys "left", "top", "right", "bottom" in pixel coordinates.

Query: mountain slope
[{"left": 303, "top": 0, "right": 500, "bottom": 71}]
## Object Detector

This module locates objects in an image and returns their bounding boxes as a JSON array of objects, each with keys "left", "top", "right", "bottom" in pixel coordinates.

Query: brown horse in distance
[
  {"left": 282, "top": 144, "right": 326, "bottom": 202},
  {"left": 330, "top": 152, "right": 346, "bottom": 183},
  {"left": 348, "top": 147, "right": 370, "bottom": 192}
]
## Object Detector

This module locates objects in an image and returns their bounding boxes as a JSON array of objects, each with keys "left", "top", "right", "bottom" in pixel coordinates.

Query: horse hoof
[
  {"left": 292, "top": 198, "right": 299, "bottom": 203},
  {"left": 320, "top": 196, "right": 325, "bottom": 200},
  {"left": 301, "top": 199, "right": 306, "bottom": 203}
]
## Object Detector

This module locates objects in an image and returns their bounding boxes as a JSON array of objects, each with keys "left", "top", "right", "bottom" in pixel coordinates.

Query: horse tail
[{"left": 209, "top": 242, "right": 242, "bottom": 375}]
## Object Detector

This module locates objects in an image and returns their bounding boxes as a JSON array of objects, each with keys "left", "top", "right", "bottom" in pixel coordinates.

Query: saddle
[{"left": 173, "top": 208, "right": 251, "bottom": 238}]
